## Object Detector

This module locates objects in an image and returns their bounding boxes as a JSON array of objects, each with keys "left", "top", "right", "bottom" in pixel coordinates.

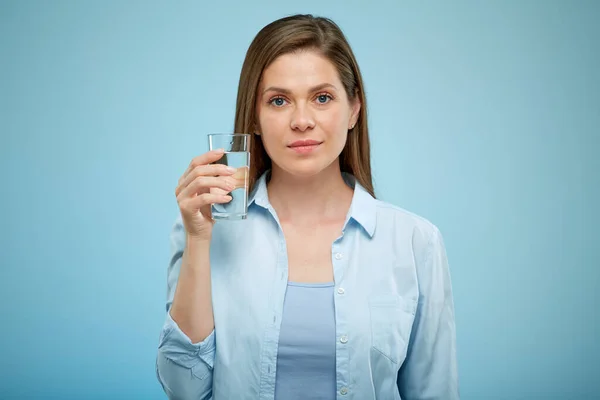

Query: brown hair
[{"left": 233, "top": 14, "right": 375, "bottom": 197}]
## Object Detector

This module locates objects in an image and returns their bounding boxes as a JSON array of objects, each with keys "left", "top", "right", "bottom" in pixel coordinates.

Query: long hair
[{"left": 233, "top": 14, "right": 375, "bottom": 197}]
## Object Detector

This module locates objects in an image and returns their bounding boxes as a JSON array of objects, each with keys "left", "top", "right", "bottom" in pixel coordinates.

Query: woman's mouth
[{"left": 288, "top": 140, "right": 322, "bottom": 154}]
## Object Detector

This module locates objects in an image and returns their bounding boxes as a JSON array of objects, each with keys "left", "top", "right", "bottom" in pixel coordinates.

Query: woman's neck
[{"left": 266, "top": 163, "right": 353, "bottom": 225}]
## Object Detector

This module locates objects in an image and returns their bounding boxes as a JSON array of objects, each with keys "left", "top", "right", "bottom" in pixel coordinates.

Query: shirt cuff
[{"left": 158, "top": 310, "right": 216, "bottom": 370}]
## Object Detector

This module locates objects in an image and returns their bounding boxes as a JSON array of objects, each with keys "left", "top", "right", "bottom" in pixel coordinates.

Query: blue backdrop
[{"left": 1, "top": 1, "right": 598, "bottom": 399}]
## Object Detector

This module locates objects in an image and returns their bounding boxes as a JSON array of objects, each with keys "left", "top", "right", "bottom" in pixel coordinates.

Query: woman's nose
[{"left": 290, "top": 103, "right": 315, "bottom": 131}]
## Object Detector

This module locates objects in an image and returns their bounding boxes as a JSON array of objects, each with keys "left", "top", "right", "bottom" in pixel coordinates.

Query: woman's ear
[{"left": 349, "top": 97, "right": 361, "bottom": 130}]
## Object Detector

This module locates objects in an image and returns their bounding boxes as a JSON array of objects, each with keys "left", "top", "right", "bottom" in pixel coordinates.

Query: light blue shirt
[
  {"left": 275, "top": 282, "right": 337, "bottom": 399},
  {"left": 156, "top": 171, "right": 459, "bottom": 400}
]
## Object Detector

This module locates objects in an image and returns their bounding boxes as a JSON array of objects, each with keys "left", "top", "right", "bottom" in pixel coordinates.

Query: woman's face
[{"left": 256, "top": 50, "right": 360, "bottom": 178}]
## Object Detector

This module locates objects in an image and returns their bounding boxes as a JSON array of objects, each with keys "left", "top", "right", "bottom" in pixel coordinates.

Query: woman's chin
[{"left": 275, "top": 159, "right": 338, "bottom": 179}]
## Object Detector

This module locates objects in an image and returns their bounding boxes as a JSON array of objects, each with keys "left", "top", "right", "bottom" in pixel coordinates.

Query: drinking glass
[{"left": 208, "top": 133, "right": 250, "bottom": 220}]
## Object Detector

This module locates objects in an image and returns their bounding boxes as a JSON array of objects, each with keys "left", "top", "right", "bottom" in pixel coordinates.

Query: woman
[{"left": 156, "top": 14, "right": 459, "bottom": 400}]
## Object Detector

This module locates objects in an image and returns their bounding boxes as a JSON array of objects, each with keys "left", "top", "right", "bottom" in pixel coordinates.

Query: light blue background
[{"left": 1, "top": 1, "right": 598, "bottom": 399}]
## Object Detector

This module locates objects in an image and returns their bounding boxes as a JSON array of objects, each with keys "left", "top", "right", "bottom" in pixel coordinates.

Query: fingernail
[
  {"left": 226, "top": 166, "right": 236, "bottom": 173},
  {"left": 214, "top": 148, "right": 225, "bottom": 153}
]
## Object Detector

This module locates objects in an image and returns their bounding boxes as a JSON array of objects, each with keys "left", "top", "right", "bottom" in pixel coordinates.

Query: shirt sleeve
[
  {"left": 156, "top": 218, "right": 215, "bottom": 400},
  {"left": 397, "top": 226, "right": 460, "bottom": 399}
]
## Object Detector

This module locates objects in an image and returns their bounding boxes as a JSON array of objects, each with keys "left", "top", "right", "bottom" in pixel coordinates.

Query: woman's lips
[{"left": 288, "top": 143, "right": 321, "bottom": 154}]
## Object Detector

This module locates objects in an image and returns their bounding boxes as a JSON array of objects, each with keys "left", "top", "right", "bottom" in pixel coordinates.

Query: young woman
[{"left": 156, "top": 14, "right": 459, "bottom": 400}]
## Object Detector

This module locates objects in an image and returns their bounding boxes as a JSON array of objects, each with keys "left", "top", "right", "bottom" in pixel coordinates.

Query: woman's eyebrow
[{"left": 262, "top": 83, "right": 337, "bottom": 95}]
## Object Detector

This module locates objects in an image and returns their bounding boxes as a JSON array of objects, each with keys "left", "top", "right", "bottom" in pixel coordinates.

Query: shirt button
[
  {"left": 337, "top": 287, "right": 345, "bottom": 295},
  {"left": 340, "top": 387, "right": 348, "bottom": 395},
  {"left": 340, "top": 335, "right": 348, "bottom": 344},
  {"left": 335, "top": 252, "right": 343, "bottom": 260}
]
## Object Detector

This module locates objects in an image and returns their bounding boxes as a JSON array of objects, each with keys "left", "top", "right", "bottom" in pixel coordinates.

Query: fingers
[
  {"left": 176, "top": 150, "right": 237, "bottom": 233},
  {"left": 180, "top": 192, "right": 232, "bottom": 211},
  {"left": 177, "top": 175, "right": 237, "bottom": 200},
  {"left": 179, "top": 161, "right": 236, "bottom": 187},
  {"left": 182, "top": 149, "right": 227, "bottom": 180}
]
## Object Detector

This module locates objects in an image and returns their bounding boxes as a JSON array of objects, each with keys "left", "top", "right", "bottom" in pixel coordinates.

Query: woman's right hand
[{"left": 175, "top": 149, "right": 237, "bottom": 241}]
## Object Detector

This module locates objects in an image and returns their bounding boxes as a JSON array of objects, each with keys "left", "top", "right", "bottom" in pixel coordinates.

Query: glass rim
[{"left": 207, "top": 133, "right": 251, "bottom": 137}]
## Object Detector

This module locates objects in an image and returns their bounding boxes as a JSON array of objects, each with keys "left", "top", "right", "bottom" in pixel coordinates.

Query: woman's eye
[
  {"left": 270, "top": 97, "right": 286, "bottom": 107},
  {"left": 316, "top": 94, "right": 331, "bottom": 104}
]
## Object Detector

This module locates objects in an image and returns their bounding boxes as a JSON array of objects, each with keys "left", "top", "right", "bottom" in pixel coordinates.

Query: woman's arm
[
  {"left": 397, "top": 226, "right": 460, "bottom": 399},
  {"left": 170, "top": 237, "right": 215, "bottom": 343},
  {"left": 156, "top": 220, "right": 216, "bottom": 400}
]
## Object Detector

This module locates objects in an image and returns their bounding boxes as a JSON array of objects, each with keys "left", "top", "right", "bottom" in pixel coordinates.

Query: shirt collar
[
  {"left": 248, "top": 170, "right": 271, "bottom": 209},
  {"left": 341, "top": 172, "right": 377, "bottom": 238},
  {"left": 249, "top": 170, "right": 377, "bottom": 238}
]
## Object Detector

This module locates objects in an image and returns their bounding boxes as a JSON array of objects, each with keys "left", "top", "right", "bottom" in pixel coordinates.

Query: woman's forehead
[{"left": 259, "top": 51, "right": 342, "bottom": 92}]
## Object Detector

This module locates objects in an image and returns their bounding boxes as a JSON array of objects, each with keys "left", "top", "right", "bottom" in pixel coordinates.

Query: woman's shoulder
[
  {"left": 372, "top": 198, "right": 441, "bottom": 242},
  {"left": 369, "top": 200, "right": 448, "bottom": 272}
]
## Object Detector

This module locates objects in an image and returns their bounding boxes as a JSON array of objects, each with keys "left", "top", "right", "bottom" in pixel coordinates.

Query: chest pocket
[{"left": 369, "top": 294, "right": 417, "bottom": 364}]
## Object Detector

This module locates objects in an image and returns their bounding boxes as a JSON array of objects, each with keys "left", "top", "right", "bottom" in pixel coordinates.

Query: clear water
[{"left": 211, "top": 151, "right": 250, "bottom": 220}]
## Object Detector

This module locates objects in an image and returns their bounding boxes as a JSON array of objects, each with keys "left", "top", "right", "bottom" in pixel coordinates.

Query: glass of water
[{"left": 208, "top": 133, "right": 251, "bottom": 220}]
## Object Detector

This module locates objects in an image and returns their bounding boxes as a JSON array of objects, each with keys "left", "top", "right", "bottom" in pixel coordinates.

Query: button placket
[{"left": 333, "top": 242, "right": 349, "bottom": 397}]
